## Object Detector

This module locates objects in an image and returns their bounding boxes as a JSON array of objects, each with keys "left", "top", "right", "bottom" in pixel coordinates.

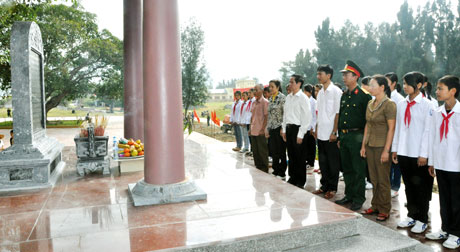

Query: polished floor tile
[
  {"left": 122, "top": 201, "right": 209, "bottom": 228},
  {"left": 29, "top": 204, "right": 126, "bottom": 241},
  {"left": 0, "top": 193, "right": 48, "bottom": 216},
  {"left": 0, "top": 211, "right": 40, "bottom": 244}
]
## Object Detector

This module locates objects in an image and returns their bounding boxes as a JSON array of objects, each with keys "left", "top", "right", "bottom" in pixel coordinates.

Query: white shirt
[
  {"left": 281, "top": 89, "right": 312, "bottom": 139},
  {"left": 239, "top": 100, "right": 252, "bottom": 124},
  {"left": 428, "top": 101, "right": 460, "bottom": 172},
  {"left": 230, "top": 100, "right": 242, "bottom": 123},
  {"left": 392, "top": 93, "right": 434, "bottom": 158},
  {"left": 391, "top": 90, "right": 405, "bottom": 106},
  {"left": 308, "top": 96, "right": 317, "bottom": 132},
  {"left": 316, "top": 83, "right": 342, "bottom": 141},
  {"left": 428, "top": 97, "right": 439, "bottom": 109}
]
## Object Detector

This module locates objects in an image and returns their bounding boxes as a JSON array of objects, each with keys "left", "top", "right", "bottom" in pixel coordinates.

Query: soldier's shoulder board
[{"left": 360, "top": 87, "right": 370, "bottom": 95}]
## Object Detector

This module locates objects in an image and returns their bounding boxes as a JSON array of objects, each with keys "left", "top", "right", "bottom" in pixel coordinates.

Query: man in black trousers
[
  {"left": 281, "top": 74, "right": 312, "bottom": 188},
  {"left": 312, "top": 65, "right": 343, "bottom": 199}
]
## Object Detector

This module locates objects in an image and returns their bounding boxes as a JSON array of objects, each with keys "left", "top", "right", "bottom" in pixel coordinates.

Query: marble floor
[{"left": 0, "top": 123, "right": 453, "bottom": 251}]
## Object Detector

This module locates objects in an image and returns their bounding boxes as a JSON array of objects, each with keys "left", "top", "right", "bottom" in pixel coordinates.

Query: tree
[
  {"left": 94, "top": 68, "right": 124, "bottom": 113},
  {"left": 280, "top": 49, "right": 318, "bottom": 85},
  {"left": 283, "top": 0, "right": 460, "bottom": 90},
  {"left": 0, "top": 2, "right": 122, "bottom": 114},
  {"left": 181, "top": 19, "right": 209, "bottom": 116},
  {"left": 216, "top": 78, "right": 237, "bottom": 89}
]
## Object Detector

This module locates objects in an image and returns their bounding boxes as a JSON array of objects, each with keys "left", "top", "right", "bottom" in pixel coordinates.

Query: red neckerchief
[
  {"left": 246, "top": 100, "right": 253, "bottom": 111},
  {"left": 440, "top": 112, "right": 454, "bottom": 142},
  {"left": 233, "top": 101, "right": 238, "bottom": 115},
  {"left": 240, "top": 101, "right": 247, "bottom": 115},
  {"left": 404, "top": 100, "right": 416, "bottom": 126}
]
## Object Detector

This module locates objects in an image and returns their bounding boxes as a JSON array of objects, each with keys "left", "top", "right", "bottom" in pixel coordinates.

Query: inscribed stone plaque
[{"left": 30, "top": 49, "right": 45, "bottom": 132}]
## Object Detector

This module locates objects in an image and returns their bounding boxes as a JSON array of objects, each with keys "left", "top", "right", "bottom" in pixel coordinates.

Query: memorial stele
[{"left": 0, "top": 22, "right": 65, "bottom": 191}]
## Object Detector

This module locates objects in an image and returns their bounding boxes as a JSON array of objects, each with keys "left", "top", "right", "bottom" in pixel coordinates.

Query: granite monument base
[
  {"left": 128, "top": 178, "right": 207, "bottom": 207},
  {"left": 0, "top": 137, "right": 65, "bottom": 192},
  {"left": 76, "top": 156, "right": 110, "bottom": 176}
]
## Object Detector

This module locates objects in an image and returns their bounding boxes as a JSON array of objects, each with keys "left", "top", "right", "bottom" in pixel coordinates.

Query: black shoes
[
  {"left": 350, "top": 203, "right": 363, "bottom": 211},
  {"left": 335, "top": 197, "right": 362, "bottom": 211},
  {"left": 335, "top": 197, "right": 352, "bottom": 205}
]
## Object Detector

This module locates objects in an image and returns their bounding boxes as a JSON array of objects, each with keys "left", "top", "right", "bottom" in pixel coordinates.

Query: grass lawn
[
  {"left": 0, "top": 120, "right": 83, "bottom": 129},
  {"left": 0, "top": 107, "right": 123, "bottom": 118},
  {"left": 191, "top": 121, "right": 235, "bottom": 142},
  {"left": 192, "top": 101, "right": 232, "bottom": 121}
]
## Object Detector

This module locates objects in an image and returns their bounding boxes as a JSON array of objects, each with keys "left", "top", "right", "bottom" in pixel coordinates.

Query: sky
[{"left": 80, "top": 0, "right": 438, "bottom": 87}]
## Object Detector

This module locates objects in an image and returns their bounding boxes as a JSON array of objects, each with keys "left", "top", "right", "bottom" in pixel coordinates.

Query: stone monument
[{"left": 0, "top": 22, "right": 65, "bottom": 191}]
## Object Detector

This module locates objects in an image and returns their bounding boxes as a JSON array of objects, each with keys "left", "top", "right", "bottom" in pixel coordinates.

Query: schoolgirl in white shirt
[
  {"left": 425, "top": 75, "right": 460, "bottom": 249},
  {"left": 238, "top": 91, "right": 251, "bottom": 153},
  {"left": 303, "top": 84, "right": 317, "bottom": 169},
  {"left": 385, "top": 72, "right": 405, "bottom": 198},
  {"left": 392, "top": 71, "right": 435, "bottom": 234},
  {"left": 422, "top": 80, "right": 439, "bottom": 108},
  {"left": 230, "top": 91, "right": 243, "bottom": 151}
]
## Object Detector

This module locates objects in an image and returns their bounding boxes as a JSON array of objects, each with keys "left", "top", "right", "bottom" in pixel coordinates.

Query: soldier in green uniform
[{"left": 335, "top": 60, "right": 372, "bottom": 211}]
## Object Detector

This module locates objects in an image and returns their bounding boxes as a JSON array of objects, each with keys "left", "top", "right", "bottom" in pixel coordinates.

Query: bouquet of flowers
[{"left": 80, "top": 115, "right": 108, "bottom": 137}]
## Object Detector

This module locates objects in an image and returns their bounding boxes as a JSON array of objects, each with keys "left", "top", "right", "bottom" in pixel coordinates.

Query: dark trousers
[
  {"left": 317, "top": 139, "right": 341, "bottom": 192},
  {"left": 251, "top": 135, "right": 268, "bottom": 172},
  {"left": 436, "top": 169, "right": 460, "bottom": 237},
  {"left": 247, "top": 125, "right": 252, "bottom": 151},
  {"left": 286, "top": 125, "right": 308, "bottom": 188},
  {"left": 390, "top": 162, "right": 402, "bottom": 191},
  {"left": 305, "top": 131, "right": 316, "bottom": 167},
  {"left": 398, "top": 156, "right": 433, "bottom": 223},
  {"left": 339, "top": 131, "right": 367, "bottom": 205},
  {"left": 269, "top": 127, "right": 287, "bottom": 176}
]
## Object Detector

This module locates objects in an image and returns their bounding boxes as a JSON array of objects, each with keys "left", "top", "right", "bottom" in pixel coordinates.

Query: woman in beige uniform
[{"left": 360, "top": 75, "right": 396, "bottom": 221}]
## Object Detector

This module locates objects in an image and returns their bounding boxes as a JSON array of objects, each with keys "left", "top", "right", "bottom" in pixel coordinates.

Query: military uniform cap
[{"left": 340, "top": 60, "right": 364, "bottom": 78}]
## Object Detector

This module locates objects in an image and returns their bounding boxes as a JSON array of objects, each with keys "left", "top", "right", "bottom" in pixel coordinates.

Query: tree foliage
[
  {"left": 216, "top": 78, "right": 237, "bottom": 89},
  {"left": 280, "top": 0, "right": 460, "bottom": 93},
  {"left": 0, "top": 1, "right": 122, "bottom": 114},
  {"left": 181, "top": 19, "right": 209, "bottom": 115}
]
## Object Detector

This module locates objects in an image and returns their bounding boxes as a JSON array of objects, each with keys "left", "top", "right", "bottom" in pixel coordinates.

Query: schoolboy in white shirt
[{"left": 425, "top": 75, "right": 460, "bottom": 249}]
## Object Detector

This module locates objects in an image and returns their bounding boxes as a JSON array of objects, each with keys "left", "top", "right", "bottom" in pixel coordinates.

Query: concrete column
[
  {"left": 128, "top": 0, "right": 206, "bottom": 206},
  {"left": 142, "top": 0, "right": 185, "bottom": 185},
  {"left": 123, "top": 0, "right": 144, "bottom": 141}
]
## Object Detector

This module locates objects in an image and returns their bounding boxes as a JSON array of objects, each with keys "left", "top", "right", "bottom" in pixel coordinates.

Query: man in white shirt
[
  {"left": 281, "top": 75, "right": 312, "bottom": 188},
  {"left": 385, "top": 72, "right": 404, "bottom": 198},
  {"left": 313, "top": 65, "right": 342, "bottom": 199}
]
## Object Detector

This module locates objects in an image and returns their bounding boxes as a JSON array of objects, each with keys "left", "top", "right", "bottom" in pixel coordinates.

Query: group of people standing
[{"left": 229, "top": 60, "right": 460, "bottom": 250}]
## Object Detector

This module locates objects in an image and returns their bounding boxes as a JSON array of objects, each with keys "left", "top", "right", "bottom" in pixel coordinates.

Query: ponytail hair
[
  {"left": 403, "top": 71, "right": 424, "bottom": 91},
  {"left": 385, "top": 72, "right": 401, "bottom": 92},
  {"left": 372, "top": 74, "right": 391, "bottom": 98}
]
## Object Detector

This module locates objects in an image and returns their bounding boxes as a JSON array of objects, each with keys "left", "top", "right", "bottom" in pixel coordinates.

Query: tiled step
[
  {"left": 157, "top": 217, "right": 432, "bottom": 252},
  {"left": 286, "top": 217, "right": 427, "bottom": 252},
  {"left": 156, "top": 217, "right": 359, "bottom": 251}
]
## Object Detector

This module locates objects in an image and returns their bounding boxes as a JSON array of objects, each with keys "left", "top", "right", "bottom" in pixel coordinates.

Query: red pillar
[
  {"left": 123, "top": 0, "right": 144, "bottom": 141},
  {"left": 143, "top": 0, "right": 185, "bottom": 185}
]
